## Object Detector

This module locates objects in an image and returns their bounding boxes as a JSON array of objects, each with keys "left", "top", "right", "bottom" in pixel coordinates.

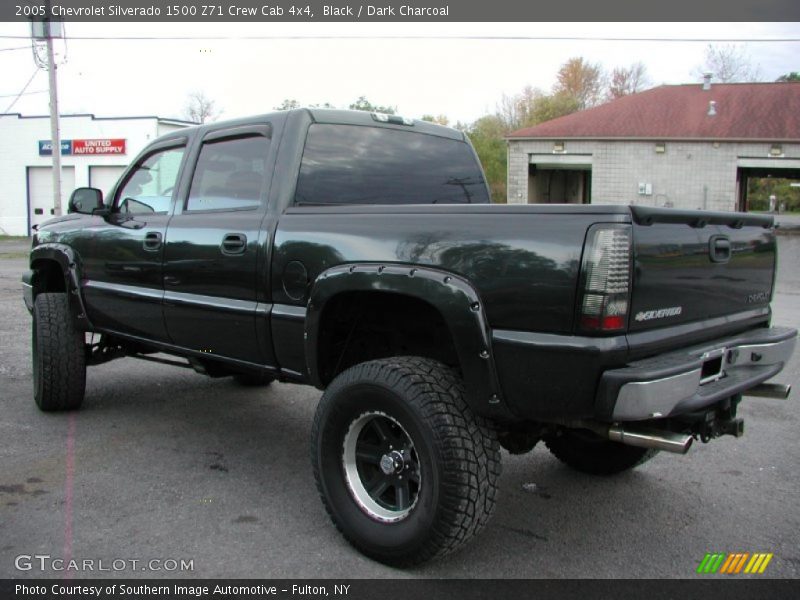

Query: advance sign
[{"left": 38, "top": 139, "right": 126, "bottom": 156}]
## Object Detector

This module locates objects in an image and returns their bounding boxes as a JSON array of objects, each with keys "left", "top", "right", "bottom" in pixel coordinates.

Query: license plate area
[{"left": 700, "top": 348, "right": 726, "bottom": 384}]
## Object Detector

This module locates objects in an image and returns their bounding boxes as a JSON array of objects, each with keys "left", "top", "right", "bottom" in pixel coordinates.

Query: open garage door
[
  {"left": 528, "top": 154, "right": 592, "bottom": 204},
  {"left": 27, "top": 166, "right": 75, "bottom": 234},
  {"left": 89, "top": 165, "right": 127, "bottom": 200},
  {"left": 736, "top": 158, "right": 800, "bottom": 212}
]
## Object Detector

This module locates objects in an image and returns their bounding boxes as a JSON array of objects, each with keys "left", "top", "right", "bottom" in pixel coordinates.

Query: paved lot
[{"left": 1, "top": 237, "right": 798, "bottom": 579}]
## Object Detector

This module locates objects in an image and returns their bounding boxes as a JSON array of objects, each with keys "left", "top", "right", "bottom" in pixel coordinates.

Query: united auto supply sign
[{"left": 39, "top": 138, "right": 126, "bottom": 156}]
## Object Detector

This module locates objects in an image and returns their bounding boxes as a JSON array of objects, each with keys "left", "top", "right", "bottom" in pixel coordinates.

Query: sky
[{"left": 1, "top": 22, "right": 799, "bottom": 125}]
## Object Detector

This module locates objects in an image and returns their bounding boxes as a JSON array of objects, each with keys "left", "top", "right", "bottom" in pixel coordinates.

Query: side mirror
[{"left": 68, "top": 187, "right": 104, "bottom": 215}]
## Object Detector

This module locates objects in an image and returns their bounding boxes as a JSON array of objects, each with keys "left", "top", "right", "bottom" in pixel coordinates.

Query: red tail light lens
[{"left": 579, "top": 224, "right": 632, "bottom": 333}]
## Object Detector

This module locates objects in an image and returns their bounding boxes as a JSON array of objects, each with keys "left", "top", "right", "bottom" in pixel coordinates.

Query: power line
[
  {"left": 0, "top": 89, "right": 47, "bottom": 98},
  {"left": 3, "top": 69, "right": 39, "bottom": 113},
  {"left": 0, "top": 34, "right": 799, "bottom": 43},
  {"left": 0, "top": 45, "right": 30, "bottom": 52}
]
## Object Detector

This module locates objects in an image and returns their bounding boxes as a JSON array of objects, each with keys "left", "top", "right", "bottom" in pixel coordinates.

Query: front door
[
  {"left": 77, "top": 141, "right": 188, "bottom": 342},
  {"left": 162, "top": 124, "right": 276, "bottom": 366}
]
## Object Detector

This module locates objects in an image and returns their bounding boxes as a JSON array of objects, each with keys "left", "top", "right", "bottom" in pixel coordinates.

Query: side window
[
  {"left": 116, "top": 146, "right": 185, "bottom": 214},
  {"left": 294, "top": 124, "right": 490, "bottom": 205},
  {"left": 185, "top": 135, "right": 271, "bottom": 212}
]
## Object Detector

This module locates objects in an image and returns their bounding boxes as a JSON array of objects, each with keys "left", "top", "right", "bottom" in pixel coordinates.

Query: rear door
[
  {"left": 162, "top": 123, "right": 277, "bottom": 365},
  {"left": 629, "top": 208, "right": 775, "bottom": 332}
]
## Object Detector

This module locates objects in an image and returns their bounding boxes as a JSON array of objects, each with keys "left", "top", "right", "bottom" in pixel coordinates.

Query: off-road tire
[
  {"left": 311, "top": 356, "right": 501, "bottom": 566},
  {"left": 32, "top": 293, "right": 86, "bottom": 411},
  {"left": 545, "top": 430, "right": 658, "bottom": 475},
  {"left": 232, "top": 372, "right": 275, "bottom": 386}
]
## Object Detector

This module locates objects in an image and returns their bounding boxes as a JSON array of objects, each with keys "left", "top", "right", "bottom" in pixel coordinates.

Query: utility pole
[
  {"left": 31, "top": 2, "right": 63, "bottom": 217},
  {"left": 45, "top": 16, "right": 63, "bottom": 216}
]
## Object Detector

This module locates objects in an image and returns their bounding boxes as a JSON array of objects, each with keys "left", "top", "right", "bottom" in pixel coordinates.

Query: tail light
[{"left": 579, "top": 224, "right": 632, "bottom": 333}]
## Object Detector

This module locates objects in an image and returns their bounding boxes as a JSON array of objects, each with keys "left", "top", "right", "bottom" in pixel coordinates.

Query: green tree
[
  {"left": 776, "top": 72, "right": 800, "bottom": 82},
  {"left": 466, "top": 115, "right": 508, "bottom": 203},
  {"left": 349, "top": 96, "right": 396, "bottom": 115}
]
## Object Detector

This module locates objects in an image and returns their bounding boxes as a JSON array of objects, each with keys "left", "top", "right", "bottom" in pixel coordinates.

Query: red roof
[{"left": 508, "top": 83, "right": 800, "bottom": 141}]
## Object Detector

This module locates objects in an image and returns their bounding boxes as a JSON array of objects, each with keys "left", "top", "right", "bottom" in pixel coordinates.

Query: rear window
[{"left": 294, "top": 124, "right": 490, "bottom": 205}]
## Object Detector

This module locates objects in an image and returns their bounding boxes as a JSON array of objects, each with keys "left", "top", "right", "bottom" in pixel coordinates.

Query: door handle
[
  {"left": 143, "top": 231, "right": 162, "bottom": 251},
  {"left": 709, "top": 235, "right": 731, "bottom": 263},
  {"left": 221, "top": 233, "right": 247, "bottom": 255}
]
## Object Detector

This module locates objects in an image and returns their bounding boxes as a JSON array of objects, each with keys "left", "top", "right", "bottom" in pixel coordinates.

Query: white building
[{"left": 0, "top": 113, "right": 191, "bottom": 236}]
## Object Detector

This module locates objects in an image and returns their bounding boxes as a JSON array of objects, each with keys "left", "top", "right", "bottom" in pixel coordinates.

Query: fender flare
[
  {"left": 305, "top": 263, "right": 514, "bottom": 421},
  {"left": 29, "top": 243, "right": 93, "bottom": 329}
]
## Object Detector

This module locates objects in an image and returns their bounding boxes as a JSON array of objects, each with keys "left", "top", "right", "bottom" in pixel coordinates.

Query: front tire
[
  {"left": 545, "top": 429, "right": 658, "bottom": 475},
  {"left": 311, "top": 357, "right": 500, "bottom": 566},
  {"left": 32, "top": 293, "right": 86, "bottom": 411}
]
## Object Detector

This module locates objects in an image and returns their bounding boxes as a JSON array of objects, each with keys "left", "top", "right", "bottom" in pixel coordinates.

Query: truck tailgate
[{"left": 629, "top": 207, "right": 776, "bottom": 332}]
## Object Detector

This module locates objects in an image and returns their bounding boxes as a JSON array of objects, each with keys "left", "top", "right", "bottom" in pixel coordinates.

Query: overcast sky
[{"left": 1, "top": 22, "right": 798, "bottom": 124}]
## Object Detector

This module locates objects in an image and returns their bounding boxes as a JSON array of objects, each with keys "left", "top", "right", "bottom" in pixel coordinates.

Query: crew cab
[{"left": 23, "top": 109, "right": 796, "bottom": 566}]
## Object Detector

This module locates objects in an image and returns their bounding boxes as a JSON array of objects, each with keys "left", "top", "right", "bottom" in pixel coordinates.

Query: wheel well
[
  {"left": 317, "top": 291, "right": 459, "bottom": 385},
  {"left": 31, "top": 259, "right": 67, "bottom": 294}
]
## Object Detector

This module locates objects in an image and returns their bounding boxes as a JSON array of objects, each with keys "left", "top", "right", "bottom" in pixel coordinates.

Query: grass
[{"left": 0, "top": 235, "right": 31, "bottom": 241}]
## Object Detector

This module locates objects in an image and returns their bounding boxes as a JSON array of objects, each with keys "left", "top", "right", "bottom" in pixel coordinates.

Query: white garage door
[
  {"left": 89, "top": 165, "right": 127, "bottom": 200},
  {"left": 27, "top": 166, "right": 76, "bottom": 234}
]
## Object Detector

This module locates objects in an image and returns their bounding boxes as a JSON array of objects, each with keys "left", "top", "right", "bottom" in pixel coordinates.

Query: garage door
[
  {"left": 27, "top": 166, "right": 76, "bottom": 234},
  {"left": 89, "top": 165, "right": 127, "bottom": 200}
]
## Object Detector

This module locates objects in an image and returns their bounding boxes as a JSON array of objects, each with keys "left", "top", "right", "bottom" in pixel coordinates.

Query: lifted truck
[{"left": 23, "top": 109, "right": 796, "bottom": 566}]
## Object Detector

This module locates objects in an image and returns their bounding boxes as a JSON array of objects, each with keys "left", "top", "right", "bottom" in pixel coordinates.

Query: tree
[
  {"left": 275, "top": 99, "right": 301, "bottom": 110},
  {"left": 529, "top": 92, "right": 581, "bottom": 124},
  {"left": 553, "top": 57, "right": 604, "bottom": 110},
  {"left": 348, "top": 96, "right": 396, "bottom": 115},
  {"left": 776, "top": 72, "right": 800, "bottom": 82},
  {"left": 694, "top": 44, "right": 762, "bottom": 83},
  {"left": 607, "top": 62, "right": 649, "bottom": 100},
  {"left": 183, "top": 91, "right": 221, "bottom": 124},
  {"left": 466, "top": 115, "right": 508, "bottom": 204},
  {"left": 421, "top": 114, "right": 450, "bottom": 126}
]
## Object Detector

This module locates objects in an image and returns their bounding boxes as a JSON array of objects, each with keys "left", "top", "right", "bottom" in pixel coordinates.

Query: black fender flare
[
  {"left": 305, "top": 263, "right": 514, "bottom": 421},
  {"left": 29, "top": 243, "right": 93, "bottom": 329}
]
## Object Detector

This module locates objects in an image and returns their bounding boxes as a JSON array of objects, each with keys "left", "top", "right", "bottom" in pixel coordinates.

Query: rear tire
[
  {"left": 311, "top": 356, "right": 501, "bottom": 566},
  {"left": 545, "top": 430, "right": 658, "bottom": 475},
  {"left": 32, "top": 293, "right": 86, "bottom": 412}
]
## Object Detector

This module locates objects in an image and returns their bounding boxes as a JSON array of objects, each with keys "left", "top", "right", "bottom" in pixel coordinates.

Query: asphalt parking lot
[{"left": 1, "top": 236, "right": 798, "bottom": 579}]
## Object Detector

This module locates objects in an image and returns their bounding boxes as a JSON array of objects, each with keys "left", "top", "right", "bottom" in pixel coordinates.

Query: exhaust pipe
[
  {"left": 743, "top": 383, "right": 791, "bottom": 399},
  {"left": 608, "top": 425, "right": 693, "bottom": 455}
]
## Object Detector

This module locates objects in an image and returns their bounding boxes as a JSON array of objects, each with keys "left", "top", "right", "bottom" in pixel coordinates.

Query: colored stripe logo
[{"left": 697, "top": 552, "right": 773, "bottom": 574}]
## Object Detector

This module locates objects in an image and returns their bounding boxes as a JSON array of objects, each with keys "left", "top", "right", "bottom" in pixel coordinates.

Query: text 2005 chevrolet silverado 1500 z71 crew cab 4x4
[{"left": 23, "top": 109, "right": 797, "bottom": 565}]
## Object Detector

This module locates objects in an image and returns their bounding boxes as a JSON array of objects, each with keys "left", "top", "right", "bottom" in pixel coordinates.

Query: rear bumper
[{"left": 596, "top": 326, "right": 796, "bottom": 421}]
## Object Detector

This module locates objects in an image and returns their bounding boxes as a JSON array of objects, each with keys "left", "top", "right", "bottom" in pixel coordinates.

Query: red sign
[{"left": 72, "top": 138, "right": 126, "bottom": 155}]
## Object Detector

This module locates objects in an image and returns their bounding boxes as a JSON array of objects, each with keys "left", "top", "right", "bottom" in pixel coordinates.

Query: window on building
[{"left": 295, "top": 124, "right": 490, "bottom": 205}]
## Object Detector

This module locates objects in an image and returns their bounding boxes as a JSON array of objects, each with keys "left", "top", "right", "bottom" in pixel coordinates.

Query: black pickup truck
[{"left": 23, "top": 109, "right": 796, "bottom": 566}]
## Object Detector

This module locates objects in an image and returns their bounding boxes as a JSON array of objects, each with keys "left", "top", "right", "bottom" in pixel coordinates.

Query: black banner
[
  {"left": 2, "top": 579, "right": 800, "bottom": 600},
  {"left": 3, "top": 0, "right": 800, "bottom": 22}
]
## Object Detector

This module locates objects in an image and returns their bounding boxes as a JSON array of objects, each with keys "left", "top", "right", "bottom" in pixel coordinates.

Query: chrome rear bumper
[{"left": 601, "top": 327, "right": 796, "bottom": 421}]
